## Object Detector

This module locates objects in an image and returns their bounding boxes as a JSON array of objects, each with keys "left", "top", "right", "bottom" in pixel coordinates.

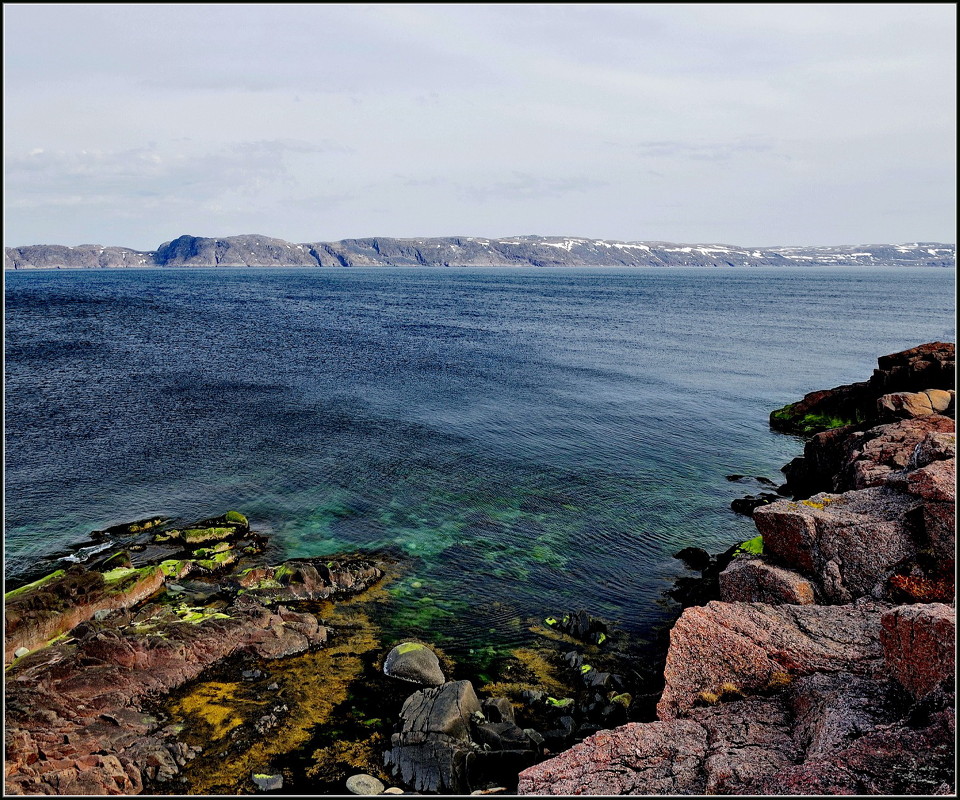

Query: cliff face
[
  {"left": 518, "top": 342, "right": 956, "bottom": 796},
  {"left": 5, "top": 235, "right": 956, "bottom": 269}
]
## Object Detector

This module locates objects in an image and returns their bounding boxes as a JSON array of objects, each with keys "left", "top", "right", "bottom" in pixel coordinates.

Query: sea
[{"left": 4, "top": 265, "right": 956, "bottom": 663}]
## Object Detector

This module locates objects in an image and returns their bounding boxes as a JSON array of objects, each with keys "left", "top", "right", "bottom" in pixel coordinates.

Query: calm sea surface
[{"left": 4, "top": 266, "right": 955, "bottom": 659}]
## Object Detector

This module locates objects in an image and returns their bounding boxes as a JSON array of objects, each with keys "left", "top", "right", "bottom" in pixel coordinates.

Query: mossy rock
[
  {"left": 770, "top": 403, "right": 859, "bottom": 436},
  {"left": 100, "top": 550, "right": 133, "bottom": 571},
  {"left": 191, "top": 542, "right": 234, "bottom": 558},
  {"left": 4, "top": 569, "right": 67, "bottom": 601},
  {"left": 196, "top": 550, "right": 238, "bottom": 573},
  {"left": 224, "top": 511, "right": 249, "bottom": 528},
  {"left": 182, "top": 527, "right": 235, "bottom": 545},
  {"left": 159, "top": 559, "right": 191, "bottom": 579}
]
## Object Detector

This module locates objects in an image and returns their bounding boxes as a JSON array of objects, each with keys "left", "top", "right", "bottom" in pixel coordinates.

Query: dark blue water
[{"left": 4, "top": 266, "right": 955, "bottom": 657}]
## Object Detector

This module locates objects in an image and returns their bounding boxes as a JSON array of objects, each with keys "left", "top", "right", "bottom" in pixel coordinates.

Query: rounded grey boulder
[
  {"left": 345, "top": 773, "right": 385, "bottom": 795},
  {"left": 383, "top": 641, "right": 445, "bottom": 687}
]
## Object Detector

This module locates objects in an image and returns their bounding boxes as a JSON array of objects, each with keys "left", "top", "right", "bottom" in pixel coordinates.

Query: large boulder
[
  {"left": 384, "top": 681, "right": 481, "bottom": 794},
  {"left": 718, "top": 557, "right": 816, "bottom": 605},
  {"left": 753, "top": 487, "right": 918, "bottom": 603},
  {"left": 657, "top": 600, "right": 888, "bottom": 719},
  {"left": 880, "top": 604, "right": 956, "bottom": 699},
  {"left": 383, "top": 642, "right": 445, "bottom": 687},
  {"left": 837, "top": 415, "right": 955, "bottom": 491}
]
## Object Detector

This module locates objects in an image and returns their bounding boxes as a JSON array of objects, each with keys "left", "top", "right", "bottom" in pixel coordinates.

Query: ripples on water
[{"left": 4, "top": 266, "right": 955, "bottom": 658}]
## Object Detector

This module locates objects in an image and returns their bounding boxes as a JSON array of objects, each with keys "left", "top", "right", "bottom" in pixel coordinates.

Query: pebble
[
  {"left": 267, "top": 682, "right": 279, "bottom": 690},
  {"left": 346, "top": 773, "right": 385, "bottom": 795},
  {"left": 383, "top": 789, "right": 404, "bottom": 795},
  {"left": 14, "top": 647, "right": 30, "bottom": 659}
]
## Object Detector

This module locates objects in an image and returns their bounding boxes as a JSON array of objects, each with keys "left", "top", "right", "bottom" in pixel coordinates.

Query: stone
[
  {"left": 880, "top": 603, "right": 956, "bottom": 698},
  {"left": 730, "top": 493, "right": 780, "bottom": 517},
  {"left": 252, "top": 772, "right": 283, "bottom": 791},
  {"left": 384, "top": 680, "right": 481, "bottom": 794},
  {"left": 13, "top": 646, "right": 30, "bottom": 658},
  {"left": 674, "top": 546, "right": 712, "bottom": 572},
  {"left": 753, "top": 487, "right": 918, "bottom": 602},
  {"left": 657, "top": 600, "right": 888, "bottom": 719},
  {"left": 4, "top": 554, "right": 382, "bottom": 795},
  {"left": 908, "top": 430, "right": 957, "bottom": 469},
  {"left": 718, "top": 557, "right": 816, "bottom": 604},
  {"left": 746, "top": 708, "right": 956, "bottom": 795},
  {"left": 382, "top": 789, "right": 404, "bottom": 795},
  {"left": 877, "top": 391, "right": 935, "bottom": 420},
  {"left": 787, "top": 672, "right": 903, "bottom": 760},
  {"left": 905, "top": 457, "right": 956, "bottom": 503},
  {"left": 383, "top": 642, "right": 445, "bottom": 687},
  {"left": 924, "top": 389, "right": 954, "bottom": 413},
  {"left": 481, "top": 697, "right": 515, "bottom": 724},
  {"left": 345, "top": 773, "right": 385, "bottom": 795}
]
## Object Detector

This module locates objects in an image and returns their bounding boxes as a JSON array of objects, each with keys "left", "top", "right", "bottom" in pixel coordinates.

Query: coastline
[
  {"left": 518, "top": 342, "right": 956, "bottom": 795},
  {"left": 4, "top": 342, "right": 955, "bottom": 795}
]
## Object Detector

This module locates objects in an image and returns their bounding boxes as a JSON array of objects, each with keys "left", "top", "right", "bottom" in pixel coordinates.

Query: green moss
[
  {"left": 225, "top": 511, "right": 249, "bottom": 527},
  {"left": 101, "top": 567, "right": 138, "bottom": 583},
  {"left": 4, "top": 569, "right": 67, "bottom": 601},
  {"left": 273, "top": 564, "right": 296, "bottom": 584},
  {"left": 183, "top": 527, "right": 234, "bottom": 545},
  {"left": 771, "top": 403, "right": 859, "bottom": 435},
  {"left": 735, "top": 535, "right": 764, "bottom": 556},
  {"left": 395, "top": 642, "right": 426, "bottom": 655},
  {"left": 159, "top": 560, "right": 188, "bottom": 578}
]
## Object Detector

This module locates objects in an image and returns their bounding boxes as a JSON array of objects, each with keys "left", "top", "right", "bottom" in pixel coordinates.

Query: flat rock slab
[
  {"left": 657, "top": 599, "right": 889, "bottom": 719},
  {"left": 517, "top": 696, "right": 797, "bottom": 795}
]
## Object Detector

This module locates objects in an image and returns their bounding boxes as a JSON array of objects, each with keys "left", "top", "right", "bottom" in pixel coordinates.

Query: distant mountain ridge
[{"left": 4, "top": 234, "right": 955, "bottom": 269}]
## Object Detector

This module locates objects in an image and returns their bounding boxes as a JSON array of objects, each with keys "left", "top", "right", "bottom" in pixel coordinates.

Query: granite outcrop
[{"left": 518, "top": 342, "right": 956, "bottom": 795}]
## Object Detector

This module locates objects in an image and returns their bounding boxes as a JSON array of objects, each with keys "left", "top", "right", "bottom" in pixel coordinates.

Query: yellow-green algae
[
  {"left": 800, "top": 495, "right": 838, "bottom": 510},
  {"left": 163, "top": 596, "right": 382, "bottom": 794},
  {"left": 735, "top": 535, "right": 764, "bottom": 555},
  {"left": 4, "top": 569, "right": 67, "bottom": 601},
  {"left": 182, "top": 527, "right": 235, "bottom": 545}
]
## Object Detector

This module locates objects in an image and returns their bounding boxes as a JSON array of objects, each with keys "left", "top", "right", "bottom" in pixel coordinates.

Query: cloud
[
  {"left": 455, "top": 173, "right": 608, "bottom": 203},
  {"left": 5, "top": 139, "right": 351, "bottom": 209}
]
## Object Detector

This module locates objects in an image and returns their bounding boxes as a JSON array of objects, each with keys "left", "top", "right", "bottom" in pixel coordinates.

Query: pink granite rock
[
  {"left": 718, "top": 557, "right": 816, "bottom": 605},
  {"left": 754, "top": 487, "right": 919, "bottom": 602},
  {"left": 656, "top": 600, "right": 888, "bottom": 719},
  {"left": 880, "top": 603, "right": 956, "bottom": 698}
]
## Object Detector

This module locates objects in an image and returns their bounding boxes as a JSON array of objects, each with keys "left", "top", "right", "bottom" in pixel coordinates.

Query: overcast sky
[{"left": 3, "top": 3, "right": 956, "bottom": 249}]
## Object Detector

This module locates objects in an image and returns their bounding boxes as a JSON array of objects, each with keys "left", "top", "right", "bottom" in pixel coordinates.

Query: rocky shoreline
[
  {"left": 517, "top": 342, "right": 956, "bottom": 795},
  {"left": 5, "top": 342, "right": 955, "bottom": 795}
]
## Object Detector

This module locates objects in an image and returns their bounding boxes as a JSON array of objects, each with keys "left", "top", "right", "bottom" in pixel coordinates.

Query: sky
[{"left": 3, "top": 3, "right": 956, "bottom": 249}]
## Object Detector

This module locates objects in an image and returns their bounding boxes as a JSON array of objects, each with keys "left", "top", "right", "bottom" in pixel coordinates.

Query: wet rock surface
[
  {"left": 4, "top": 511, "right": 384, "bottom": 796},
  {"left": 383, "top": 642, "right": 446, "bottom": 687}
]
